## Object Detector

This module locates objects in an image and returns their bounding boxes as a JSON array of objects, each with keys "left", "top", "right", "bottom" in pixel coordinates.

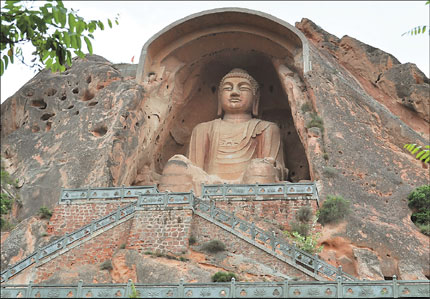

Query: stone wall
[
  {"left": 213, "top": 197, "right": 320, "bottom": 232},
  {"left": 34, "top": 219, "right": 132, "bottom": 284},
  {"left": 126, "top": 206, "right": 193, "bottom": 255},
  {"left": 190, "top": 214, "right": 316, "bottom": 281},
  {"left": 47, "top": 202, "right": 131, "bottom": 236}
]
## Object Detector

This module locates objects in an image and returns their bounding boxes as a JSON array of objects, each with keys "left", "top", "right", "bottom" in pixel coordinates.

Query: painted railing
[
  {"left": 59, "top": 185, "right": 159, "bottom": 203},
  {"left": 1, "top": 183, "right": 344, "bottom": 283},
  {"left": 193, "top": 197, "right": 355, "bottom": 282},
  {"left": 1, "top": 277, "right": 429, "bottom": 298}
]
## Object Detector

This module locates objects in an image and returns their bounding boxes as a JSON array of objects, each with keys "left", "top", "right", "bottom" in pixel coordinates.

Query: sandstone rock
[
  {"left": 353, "top": 248, "right": 384, "bottom": 280},
  {"left": 1, "top": 13, "right": 429, "bottom": 282}
]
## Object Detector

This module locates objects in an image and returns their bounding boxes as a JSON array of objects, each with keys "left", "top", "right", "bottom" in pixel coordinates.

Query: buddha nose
[{"left": 231, "top": 86, "right": 240, "bottom": 95}]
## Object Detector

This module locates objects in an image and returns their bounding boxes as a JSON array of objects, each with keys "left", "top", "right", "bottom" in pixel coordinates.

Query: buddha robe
[{"left": 188, "top": 118, "right": 284, "bottom": 181}]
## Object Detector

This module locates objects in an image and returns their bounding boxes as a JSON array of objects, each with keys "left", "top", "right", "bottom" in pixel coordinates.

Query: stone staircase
[{"left": 1, "top": 183, "right": 355, "bottom": 283}]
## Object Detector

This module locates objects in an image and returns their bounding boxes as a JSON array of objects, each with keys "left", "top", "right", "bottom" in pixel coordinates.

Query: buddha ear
[
  {"left": 217, "top": 95, "right": 223, "bottom": 117},
  {"left": 252, "top": 93, "right": 260, "bottom": 117}
]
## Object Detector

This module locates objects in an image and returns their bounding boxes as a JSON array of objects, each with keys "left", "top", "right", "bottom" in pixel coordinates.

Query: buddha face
[{"left": 219, "top": 77, "right": 254, "bottom": 115}]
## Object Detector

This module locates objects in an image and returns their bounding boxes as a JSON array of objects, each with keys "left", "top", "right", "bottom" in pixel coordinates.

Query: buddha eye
[
  {"left": 239, "top": 86, "right": 251, "bottom": 91},
  {"left": 223, "top": 86, "right": 232, "bottom": 91}
]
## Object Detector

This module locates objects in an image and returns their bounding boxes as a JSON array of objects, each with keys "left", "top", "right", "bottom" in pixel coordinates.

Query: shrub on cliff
[
  {"left": 408, "top": 185, "right": 430, "bottom": 236},
  {"left": 39, "top": 206, "right": 53, "bottom": 219},
  {"left": 317, "top": 195, "right": 350, "bottom": 225},
  {"left": 201, "top": 240, "right": 226, "bottom": 253},
  {"left": 211, "top": 271, "right": 237, "bottom": 282}
]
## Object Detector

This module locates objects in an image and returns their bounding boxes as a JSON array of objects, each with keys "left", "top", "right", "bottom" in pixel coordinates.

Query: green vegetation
[
  {"left": 119, "top": 243, "right": 126, "bottom": 249},
  {"left": 1, "top": 0, "right": 119, "bottom": 75},
  {"left": 404, "top": 144, "right": 430, "bottom": 164},
  {"left": 286, "top": 231, "right": 323, "bottom": 254},
  {"left": 290, "top": 221, "right": 309, "bottom": 237},
  {"left": 317, "top": 195, "right": 350, "bottom": 226},
  {"left": 38, "top": 206, "right": 52, "bottom": 219},
  {"left": 129, "top": 281, "right": 139, "bottom": 298},
  {"left": 211, "top": 271, "right": 237, "bottom": 282},
  {"left": 188, "top": 235, "right": 196, "bottom": 245},
  {"left": 306, "top": 112, "right": 324, "bottom": 133},
  {"left": 201, "top": 240, "right": 226, "bottom": 253},
  {"left": 100, "top": 259, "right": 113, "bottom": 270},
  {"left": 1, "top": 161, "right": 18, "bottom": 231},
  {"left": 402, "top": 1, "right": 429, "bottom": 36},
  {"left": 296, "top": 206, "right": 313, "bottom": 223},
  {"left": 408, "top": 185, "right": 430, "bottom": 236},
  {"left": 301, "top": 102, "right": 312, "bottom": 113}
]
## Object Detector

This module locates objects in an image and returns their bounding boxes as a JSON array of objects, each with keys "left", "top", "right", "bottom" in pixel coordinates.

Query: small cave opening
[
  {"left": 154, "top": 51, "right": 310, "bottom": 181},
  {"left": 45, "top": 88, "right": 57, "bottom": 97},
  {"left": 90, "top": 125, "right": 107, "bottom": 137},
  {"left": 31, "top": 99, "right": 47, "bottom": 110},
  {"left": 82, "top": 89, "right": 95, "bottom": 101},
  {"left": 40, "top": 113, "right": 55, "bottom": 121}
]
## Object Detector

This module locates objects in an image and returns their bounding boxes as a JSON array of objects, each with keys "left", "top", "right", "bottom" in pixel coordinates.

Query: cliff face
[
  {"left": 1, "top": 17, "right": 429, "bottom": 281},
  {"left": 295, "top": 18, "right": 429, "bottom": 280}
]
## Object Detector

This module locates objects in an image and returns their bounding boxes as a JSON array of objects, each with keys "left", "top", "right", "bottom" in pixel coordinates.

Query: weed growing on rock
[
  {"left": 39, "top": 206, "right": 53, "bottom": 219},
  {"left": 296, "top": 206, "right": 313, "bottom": 223},
  {"left": 290, "top": 222, "right": 309, "bottom": 237},
  {"left": 201, "top": 240, "right": 226, "bottom": 253},
  {"left": 317, "top": 195, "right": 350, "bottom": 225},
  {"left": 189, "top": 235, "right": 196, "bottom": 245},
  {"left": 211, "top": 271, "right": 237, "bottom": 282},
  {"left": 100, "top": 260, "right": 113, "bottom": 270},
  {"left": 287, "top": 231, "right": 323, "bottom": 254},
  {"left": 301, "top": 103, "right": 312, "bottom": 113},
  {"left": 306, "top": 112, "right": 324, "bottom": 133},
  {"left": 119, "top": 243, "right": 126, "bottom": 249},
  {"left": 408, "top": 185, "right": 430, "bottom": 236}
]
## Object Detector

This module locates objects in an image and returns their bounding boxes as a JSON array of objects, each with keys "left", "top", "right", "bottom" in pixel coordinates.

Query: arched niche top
[{"left": 136, "top": 7, "right": 311, "bottom": 84}]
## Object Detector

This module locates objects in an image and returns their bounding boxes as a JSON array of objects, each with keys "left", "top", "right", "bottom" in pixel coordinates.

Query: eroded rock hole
[
  {"left": 90, "top": 125, "right": 107, "bottom": 137},
  {"left": 86, "top": 76, "right": 92, "bottom": 83},
  {"left": 60, "top": 94, "right": 67, "bottom": 101},
  {"left": 82, "top": 89, "right": 94, "bottom": 101},
  {"left": 32, "top": 125, "right": 40, "bottom": 133},
  {"left": 75, "top": 110, "right": 79, "bottom": 115},
  {"left": 88, "top": 101, "right": 98, "bottom": 107},
  {"left": 31, "top": 99, "right": 47, "bottom": 109},
  {"left": 97, "top": 84, "right": 105, "bottom": 90},
  {"left": 72, "top": 87, "right": 79, "bottom": 94},
  {"left": 41, "top": 113, "right": 55, "bottom": 121},
  {"left": 46, "top": 122, "right": 52, "bottom": 132},
  {"left": 67, "top": 105, "right": 74, "bottom": 109},
  {"left": 45, "top": 88, "right": 57, "bottom": 96}
]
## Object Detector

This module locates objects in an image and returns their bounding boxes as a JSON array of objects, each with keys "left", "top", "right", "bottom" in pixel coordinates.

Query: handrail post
[
  {"left": 292, "top": 243, "right": 296, "bottom": 264},
  {"left": 62, "top": 233, "right": 68, "bottom": 250},
  {"left": 337, "top": 265, "right": 343, "bottom": 279},
  {"left": 125, "top": 279, "right": 132, "bottom": 297},
  {"left": 222, "top": 183, "right": 226, "bottom": 198},
  {"left": 270, "top": 231, "right": 276, "bottom": 251},
  {"left": 283, "top": 279, "right": 289, "bottom": 298},
  {"left": 313, "top": 254, "right": 319, "bottom": 276},
  {"left": 210, "top": 200, "right": 216, "bottom": 218},
  {"left": 393, "top": 275, "right": 398, "bottom": 298},
  {"left": 121, "top": 185, "right": 125, "bottom": 201},
  {"left": 163, "top": 192, "right": 168, "bottom": 208},
  {"left": 77, "top": 279, "right": 83, "bottom": 298},
  {"left": 336, "top": 275, "right": 342, "bottom": 298},
  {"left": 189, "top": 190, "right": 194, "bottom": 209},
  {"left": 86, "top": 187, "right": 90, "bottom": 201},
  {"left": 230, "top": 277, "right": 236, "bottom": 298},
  {"left": 231, "top": 211, "right": 235, "bottom": 228},
  {"left": 25, "top": 280, "right": 33, "bottom": 298},
  {"left": 179, "top": 278, "right": 184, "bottom": 298},
  {"left": 250, "top": 222, "right": 256, "bottom": 240}
]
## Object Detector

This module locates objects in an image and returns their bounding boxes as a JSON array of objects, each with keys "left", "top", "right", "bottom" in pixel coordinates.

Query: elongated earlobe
[
  {"left": 252, "top": 93, "right": 260, "bottom": 116},
  {"left": 217, "top": 99, "right": 223, "bottom": 117}
]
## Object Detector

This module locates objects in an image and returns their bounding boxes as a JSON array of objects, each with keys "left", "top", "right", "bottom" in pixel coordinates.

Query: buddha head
[{"left": 217, "top": 68, "right": 260, "bottom": 117}]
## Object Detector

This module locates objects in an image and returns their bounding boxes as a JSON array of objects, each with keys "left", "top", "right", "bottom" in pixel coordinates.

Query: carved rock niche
[{"left": 137, "top": 8, "right": 311, "bottom": 182}]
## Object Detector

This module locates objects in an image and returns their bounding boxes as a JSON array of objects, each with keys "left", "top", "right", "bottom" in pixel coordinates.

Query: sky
[{"left": 1, "top": 1, "right": 429, "bottom": 104}]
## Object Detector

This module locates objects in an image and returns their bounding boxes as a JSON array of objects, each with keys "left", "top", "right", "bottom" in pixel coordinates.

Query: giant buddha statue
[{"left": 159, "top": 68, "right": 287, "bottom": 194}]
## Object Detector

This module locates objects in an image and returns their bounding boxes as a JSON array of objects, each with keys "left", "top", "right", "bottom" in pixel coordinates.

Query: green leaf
[
  {"left": 84, "top": 36, "right": 92, "bottom": 54},
  {"left": 108, "top": 18, "right": 112, "bottom": 28},
  {"left": 0, "top": 58, "right": 4, "bottom": 76},
  {"left": 70, "top": 34, "right": 77, "bottom": 48},
  {"left": 76, "top": 20, "right": 85, "bottom": 35},
  {"left": 3, "top": 55, "right": 8, "bottom": 69},
  {"left": 416, "top": 151, "right": 426, "bottom": 159},
  {"left": 98, "top": 21, "right": 104, "bottom": 30},
  {"left": 412, "top": 146, "right": 422, "bottom": 154},
  {"left": 63, "top": 32, "right": 71, "bottom": 47},
  {"left": 68, "top": 13, "right": 76, "bottom": 30},
  {"left": 53, "top": 7, "right": 60, "bottom": 24},
  {"left": 425, "top": 157, "right": 430, "bottom": 163}
]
